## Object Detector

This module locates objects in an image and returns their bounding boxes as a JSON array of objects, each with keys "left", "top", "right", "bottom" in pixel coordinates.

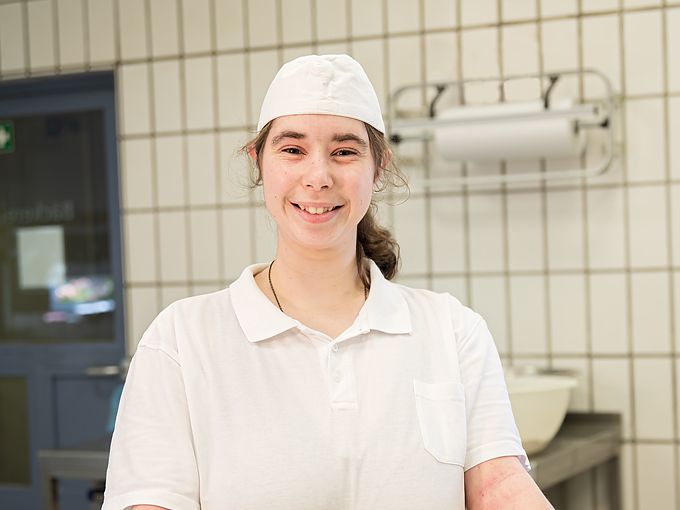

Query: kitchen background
[{"left": 0, "top": 0, "right": 679, "bottom": 508}]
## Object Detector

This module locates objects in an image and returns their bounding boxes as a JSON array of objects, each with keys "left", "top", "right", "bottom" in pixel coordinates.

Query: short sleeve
[
  {"left": 102, "top": 320, "right": 200, "bottom": 510},
  {"left": 456, "top": 313, "right": 530, "bottom": 472}
]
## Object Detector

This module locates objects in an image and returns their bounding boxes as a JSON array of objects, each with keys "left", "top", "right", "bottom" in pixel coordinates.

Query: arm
[{"left": 465, "top": 456, "right": 554, "bottom": 510}]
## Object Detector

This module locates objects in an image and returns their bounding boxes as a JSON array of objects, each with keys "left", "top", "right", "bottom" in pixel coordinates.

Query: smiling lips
[{"left": 292, "top": 202, "right": 342, "bottom": 221}]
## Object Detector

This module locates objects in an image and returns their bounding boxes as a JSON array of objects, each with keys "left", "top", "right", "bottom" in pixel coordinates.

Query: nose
[{"left": 303, "top": 154, "right": 333, "bottom": 191}]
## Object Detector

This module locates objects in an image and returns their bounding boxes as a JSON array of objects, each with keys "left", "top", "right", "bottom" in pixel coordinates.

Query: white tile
[
  {"left": 540, "top": 0, "right": 577, "bottom": 17},
  {"left": 28, "top": 0, "right": 55, "bottom": 71},
  {"left": 677, "top": 358, "right": 680, "bottom": 439},
  {"left": 540, "top": 19, "right": 578, "bottom": 73},
  {"left": 281, "top": 0, "right": 312, "bottom": 44},
  {"left": 189, "top": 209, "right": 220, "bottom": 281},
  {"left": 508, "top": 275, "right": 548, "bottom": 355},
  {"left": 581, "top": 14, "right": 621, "bottom": 100},
  {"left": 160, "top": 285, "right": 191, "bottom": 308},
  {"left": 670, "top": 98, "right": 680, "bottom": 180},
  {"left": 388, "top": 36, "right": 422, "bottom": 112},
  {"left": 424, "top": 0, "right": 457, "bottom": 30},
  {"left": 155, "top": 136, "right": 185, "bottom": 208},
  {"left": 589, "top": 272, "right": 629, "bottom": 354},
  {"left": 623, "top": 11, "right": 663, "bottom": 96},
  {"left": 468, "top": 192, "right": 505, "bottom": 272},
  {"left": 282, "top": 45, "right": 313, "bottom": 65},
  {"left": 123, "top": 212, "right": 158, "bottom": 283},
  {"left": 461, "top": 0, "right": 497, "bottom": 26},
  {"left": 431, "top": 277, "right": 468, "bottom": 305},
  {"left": 121, "top": 139, "right": 153, "bottom": 209},
  {"left": 254, "top": 205, "right": 277, "bottom": 262},
  {"left": 192, "top": 283, "right": 223, "bottom": 295},
  {"left": 351, "top": 0, "right": 383, "bottom": 37},
  {"left": 582, "top": 0, "right": 618, "bottom": 11},
  {"left": 627, "top": 186, "right": 668, "bottom": 268},
  {"left": 247, "top": 50, "right": 280, "bottom": 130},
  {"left": 631, "top": 271, "right": 672, "bottom": 353},
  {"left": 219, "top": 131, "right": 253, "bottom": 205},
  {"left": 624, "top": 0, "right": 661, "bottom": 7},
  {"left": 217, "top": 53, "right": 248, "bottom": 127},
  {"left": 158, "top": 211, "right": 188, "bottom": 281},
  {"left": 215, "top": 0, "right": 245, "bottom": 50},
  {"left": 57, "top": 0, "right": 85, "bottom": 67},
  {"left": 625, "top": 99, "right": 665, "bottom": 182},
  {"left": 221, "top": 207, "right": 253, "bottom": 280},
  {"left": 181, "top": 0, "right": 211, "bottom": 53},
  {"left": 592, "top": 359, "right": 633, "bottom": 439},
  {"left": 672, "top": 185, "right": 680, "bottom": 267},
  {"left": 126, "top": 287, "right": 159, "bottom": 352},
  {"left": 149, "top": 0, "right": 179, "bottom": 57},
  {"left": 394, "top": 275, "right": 429, "bottom": 290},
  {"left": 118, "top": 63, "right": 151, "bottom": 136},
  {"left": 187, "top": 133, "right": 217, "bottom": 205},
  {"left": 633, "top": 358, "right": 674, "bottom": 439},
  {"left": 549, "top": 274, "right": 587, "bottom": 354},
  {"left": 425, "top": 33, "right": 458, "bottom": 84},
  {"left": 317, "top": 41, "right": 349, "bottom": 55},
  {"left": 550, "top": 358, "right": 590, "bottom": 412},
  {"left": 393, "top": 196, "right": 428, "bottom": 274},
  {"left": 248, "top": 0, "right": 278, "bottom": 47},
  {"left": 430, "top": 195, "right": 465, "bottom": 273},
  {"left": 350, "top": 39, "right": 387, "bottom": 113},
  {"left": 668, "top": 8, "right": 680, "bottom": 93},
  {"left": 386, "top": 0, "right": 419, "bottom": 33},
  {"left": 586, "top": 187, "right": 625, "bottom": 269},
  {"left": 501, "top": 23, "right": 539, "bottom": 77},
  {"left": 315, "top": 0, "right": 348, "bottom": 41},
  {"left": 501, "top": 0, "right": 535, "bottom": 22},
  {"left": 470, "top": 276, "right": 509, "bottom": 354},
  {"left": 620, "top": 443, "right": 636, "bottom": 510},
  {"left": 0, "top": 3, "right": 26, "bottom": 73},
  {"left": 585, "top": 105, "right": 625, "bottom": 186},
  {"left": 87, "top": 0, "right": 116, "bottom": 64},
  {"left": 152, "top": 60, "right": 182, "bottom": 133},
  {"left": 118, "top": 0, "right": 148, "bottom": 60},
  {"left": 675, "top": 273, "right": 680, "bottom": 354},
  {"left": 507, "top": 192, "right": 544, "bottom": 272},
  {"left": 546, "top": 190, "right": 584, "bottom": 270},
  {"left": 636, "top": 444, "right": 677, "bottom": 510},
  {"left": 461, "top": 27, "right": 499, "bottom": 80},
  {"left": 184, "top": 56, "right": 215, "bottom": 130}
]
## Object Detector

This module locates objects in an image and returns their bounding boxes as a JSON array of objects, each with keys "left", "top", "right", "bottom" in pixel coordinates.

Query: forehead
[{"left": 268, "top": 114, "right": 368, "bottom": 140}]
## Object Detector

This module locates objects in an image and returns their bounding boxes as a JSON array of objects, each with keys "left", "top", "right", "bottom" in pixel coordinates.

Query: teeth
[{"left": 301, "top": 205, "right": 334, "bottom": 214}]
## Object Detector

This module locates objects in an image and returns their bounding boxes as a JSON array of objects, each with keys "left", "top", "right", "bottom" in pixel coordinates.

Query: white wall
[{"left": 1, "top": 0, "right": 679, "bottom": 508}]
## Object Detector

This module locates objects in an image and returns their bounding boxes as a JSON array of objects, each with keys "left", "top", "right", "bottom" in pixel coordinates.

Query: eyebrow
[{"left": 270, "top": 130, "right": 368, "bottom": 148}]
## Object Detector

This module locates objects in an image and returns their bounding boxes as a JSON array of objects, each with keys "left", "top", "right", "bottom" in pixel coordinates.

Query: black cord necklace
[{"left": 267, "top": 259, "right": 368, "bottom": 314}]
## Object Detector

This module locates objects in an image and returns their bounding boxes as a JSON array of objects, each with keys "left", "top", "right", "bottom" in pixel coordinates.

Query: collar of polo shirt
[{"left": 230, "top": 260, "right": 412, "bottom": 342}]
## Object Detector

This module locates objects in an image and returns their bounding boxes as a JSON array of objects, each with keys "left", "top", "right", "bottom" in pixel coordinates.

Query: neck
[{"left": 262, "top": 238, "right": 366, "bottom": 314}]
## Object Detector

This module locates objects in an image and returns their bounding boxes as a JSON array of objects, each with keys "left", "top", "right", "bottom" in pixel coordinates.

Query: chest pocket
[{"left": 413, "top": 379, "right": 467, "bottom": 467}]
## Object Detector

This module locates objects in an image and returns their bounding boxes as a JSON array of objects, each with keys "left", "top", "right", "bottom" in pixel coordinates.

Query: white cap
[{"left": 257, "top": 54, "right": 385, "bottom": 133}]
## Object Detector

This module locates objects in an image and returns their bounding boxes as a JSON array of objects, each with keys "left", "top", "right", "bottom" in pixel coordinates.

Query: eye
[
  {"left": 334, "top": 149, "right": 358, "bottom": 157},
  {"left": 282, "top": 147, "right": 302, "bottom": 155}
]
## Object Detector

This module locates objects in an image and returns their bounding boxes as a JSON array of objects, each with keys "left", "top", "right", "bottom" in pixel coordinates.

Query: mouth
[{"left": 291, "top": 203, "right": 343, "bottom": 215}]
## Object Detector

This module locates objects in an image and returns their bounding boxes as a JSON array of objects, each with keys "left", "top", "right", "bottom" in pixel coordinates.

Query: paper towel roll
[{"left": 433, "top": 101, "right": 586, "bottom": 161}]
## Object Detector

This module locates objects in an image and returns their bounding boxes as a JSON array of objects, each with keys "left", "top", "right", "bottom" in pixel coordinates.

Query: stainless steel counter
[{"left": 38, "top": 413, "right": 621, "bottom": 509}]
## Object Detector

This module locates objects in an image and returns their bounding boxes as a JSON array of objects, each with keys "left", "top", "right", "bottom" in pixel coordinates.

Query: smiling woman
[{"left": 102, "top": 55, "right": 553, "bottom": 510}]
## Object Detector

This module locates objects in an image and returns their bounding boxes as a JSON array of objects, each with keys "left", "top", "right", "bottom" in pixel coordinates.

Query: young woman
[{"left": 102, "top": 54, "right": 553, "bottom": 510}]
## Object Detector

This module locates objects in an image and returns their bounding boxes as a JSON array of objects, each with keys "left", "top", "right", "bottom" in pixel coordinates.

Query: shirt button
[
  {"left": 332, "top": 343, "right": 339, "bottom": 352},
  {"left": 333, "top": 371, "right": 343, "bottom": 383}
]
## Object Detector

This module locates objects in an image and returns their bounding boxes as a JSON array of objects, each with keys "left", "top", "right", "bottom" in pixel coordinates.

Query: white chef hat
[{"left": 257, "top": 54, "right": 385, "bottom": 134}]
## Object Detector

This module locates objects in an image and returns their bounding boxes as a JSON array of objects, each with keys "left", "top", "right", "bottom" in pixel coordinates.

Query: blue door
[{"left": 0, "top": 72, "right": 126, "bottom": 509}]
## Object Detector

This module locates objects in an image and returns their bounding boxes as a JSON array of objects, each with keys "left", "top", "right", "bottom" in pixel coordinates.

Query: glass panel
[
  {"left": 0, "top": 111, "right": 115, "bottom": 343},
  {"left": 0, "top": 377, "right": 30, "bottom": 485}
]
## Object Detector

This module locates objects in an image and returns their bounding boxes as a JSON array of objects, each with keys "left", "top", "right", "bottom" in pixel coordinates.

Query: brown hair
[{"left": 242, "top": 120, "right": 408, "bottom": 286}]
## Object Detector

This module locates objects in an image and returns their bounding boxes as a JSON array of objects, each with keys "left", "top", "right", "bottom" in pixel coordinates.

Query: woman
[{"left": 103, "top": 54, "right": 553, "bottom": 510}]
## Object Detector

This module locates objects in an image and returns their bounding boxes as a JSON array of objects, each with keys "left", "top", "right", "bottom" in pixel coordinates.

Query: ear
[{"left": 247, "top": 144, "right": 258, "bottom": 164}]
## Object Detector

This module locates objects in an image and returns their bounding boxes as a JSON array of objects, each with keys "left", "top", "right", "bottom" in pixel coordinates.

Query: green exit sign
[{"left": 0, "top": 120, "right": 14, "bottom": 154}]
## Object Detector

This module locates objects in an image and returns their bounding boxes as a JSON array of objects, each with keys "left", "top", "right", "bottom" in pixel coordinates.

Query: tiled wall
[{"left": 1, "top": 0, "right": 679, "bottom": 508}]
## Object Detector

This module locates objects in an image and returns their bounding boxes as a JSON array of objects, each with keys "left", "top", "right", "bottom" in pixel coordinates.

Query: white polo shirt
[{"left": 102, "top": 261, "right": 529, "bottom": 510}]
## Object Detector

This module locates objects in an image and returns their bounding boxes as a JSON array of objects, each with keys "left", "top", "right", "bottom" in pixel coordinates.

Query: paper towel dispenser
[{"left": 387, "top": 69, "right": 618, "bottom": 187}]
